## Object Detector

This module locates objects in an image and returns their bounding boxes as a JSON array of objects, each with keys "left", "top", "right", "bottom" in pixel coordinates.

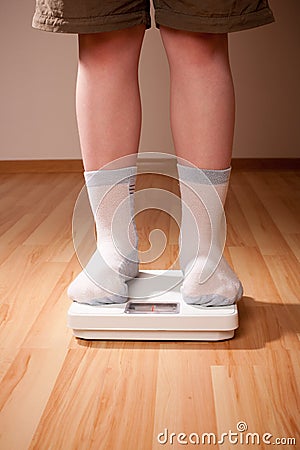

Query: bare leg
[
  {"left": 76, "top": 24, "right": 146, "bottom": 171},
  {"left": 68, "top": 26, "right": 146, "bottom": 305},
  {"left": 159, "top": 26, "right": 235, "bottom": 170},
  {"left": 159, "top": 26, "right": 242, "bottom": 306}
]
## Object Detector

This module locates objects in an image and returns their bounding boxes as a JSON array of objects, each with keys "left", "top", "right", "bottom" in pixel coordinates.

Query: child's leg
[
  {"left": 160, "top": 27, "right": 242, "bottom": 305},
  {"left": 68, "top": 25, "right": 145, "bottom": 304},
  {"left": 159, "top": 27, "right": 234, "bottom": 170},
  {"left": 76, "top": 24, "right": 146, "bottom": 171}
]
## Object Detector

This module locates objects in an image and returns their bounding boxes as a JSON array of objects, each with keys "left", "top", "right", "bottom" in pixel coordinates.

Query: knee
[
  {"left": 159, "top": 26, "right": 228, "bottom": 67},
  {"left": 78, "top": 24, "right": 146, "bottom": 67}
]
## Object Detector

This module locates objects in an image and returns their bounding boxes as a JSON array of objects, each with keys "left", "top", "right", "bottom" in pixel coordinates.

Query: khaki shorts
[{"left": 32, "top": 0, "right": 275, "bottom": 34}]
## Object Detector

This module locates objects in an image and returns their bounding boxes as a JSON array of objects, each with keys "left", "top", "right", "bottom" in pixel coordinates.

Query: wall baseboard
[
  {"left": 231, "top": 158, "right": 300, "bottom": 170},
  {"left": 0, "top": 157, "right": 299, "bottom": 173},
  {"left": 0, "top": 159, "right": 84, "bottom": 173}
]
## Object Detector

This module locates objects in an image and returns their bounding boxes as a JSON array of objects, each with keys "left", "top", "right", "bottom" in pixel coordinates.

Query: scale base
[
  {"left": 70, "top": 329, "right": 235, "bottom": 341},
  {"left": 67, "top": 270, "right": 239, "bottom": 341}
]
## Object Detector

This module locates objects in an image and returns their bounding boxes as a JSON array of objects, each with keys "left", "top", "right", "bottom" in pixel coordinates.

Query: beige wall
[{"left": 0, "top": 0, "right": 299, "bottom": 160}]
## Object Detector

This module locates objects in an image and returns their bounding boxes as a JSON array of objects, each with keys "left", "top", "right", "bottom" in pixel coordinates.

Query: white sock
[
  {"left": 177, "top": 163, "right": 243, "bottom": 306},
  {"left": 67, "top": 166, "right": 139, "bottom": 305}
]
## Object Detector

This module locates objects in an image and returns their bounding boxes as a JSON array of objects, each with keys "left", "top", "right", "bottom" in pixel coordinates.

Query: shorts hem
[
  {"left": 32, "top": 10, "right": 151, "bottom": 34},
  {"left": 155, "top": 7, "right": 275, "bottom": 33}
]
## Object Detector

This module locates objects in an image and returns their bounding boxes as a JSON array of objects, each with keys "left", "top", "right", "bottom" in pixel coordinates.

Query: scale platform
[{"left": 67, "top": 270, "right": 239, "bottom": 341}]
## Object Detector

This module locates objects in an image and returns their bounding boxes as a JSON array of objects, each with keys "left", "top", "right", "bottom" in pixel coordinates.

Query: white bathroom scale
[{"left": 67, "top": 270, "right": 239, "bottom": 341}]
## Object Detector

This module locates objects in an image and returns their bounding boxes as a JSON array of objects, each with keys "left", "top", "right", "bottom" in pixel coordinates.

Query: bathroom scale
[{"left": 67, "top": 270, "right": 239, "bottom": 341}]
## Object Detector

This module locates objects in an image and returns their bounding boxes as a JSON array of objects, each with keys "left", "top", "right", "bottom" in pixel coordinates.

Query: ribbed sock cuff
[
  {"left": 177, "top": 163, "right": 231, "bottom": 185},
  {"left": 84, "top": 166, "right": 137, "bottom": 187}
]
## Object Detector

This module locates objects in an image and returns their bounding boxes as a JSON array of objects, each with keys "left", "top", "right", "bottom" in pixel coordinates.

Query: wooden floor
[{"left": 0, "top": 169, "right": 299, "bottom": 449}]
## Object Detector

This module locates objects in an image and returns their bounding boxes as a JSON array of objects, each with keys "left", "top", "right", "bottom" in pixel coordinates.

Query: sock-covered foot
[
  {"left": 67, "top": 166, "right": 139, "bottom": 305},
  {"left": 177, "top": 163, "right": 243, "bottom": 306}
]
